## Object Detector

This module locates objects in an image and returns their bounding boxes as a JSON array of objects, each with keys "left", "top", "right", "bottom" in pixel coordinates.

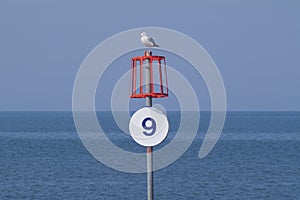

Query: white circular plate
[{"left": 129, "top": 107, "right": 169, "bottom": 147}]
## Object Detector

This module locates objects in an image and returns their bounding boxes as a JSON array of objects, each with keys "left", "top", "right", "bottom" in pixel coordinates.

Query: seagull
[{"left": 140, "top": 32, "right": 159, "bottom": 47}]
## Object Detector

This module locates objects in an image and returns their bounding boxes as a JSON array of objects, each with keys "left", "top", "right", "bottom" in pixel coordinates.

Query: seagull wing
[{"left": 148, "top": 37, "right": 159, "bottom": 47}]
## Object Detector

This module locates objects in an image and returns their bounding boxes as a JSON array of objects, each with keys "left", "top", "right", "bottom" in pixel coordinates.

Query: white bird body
[{"left": 140, "top": 32, "right": 159, "bottom": 47}]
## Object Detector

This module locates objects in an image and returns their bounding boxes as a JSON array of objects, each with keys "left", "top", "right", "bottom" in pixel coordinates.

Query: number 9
[{"left": 142, "top": 117, "right": 156, "bottom": 136}]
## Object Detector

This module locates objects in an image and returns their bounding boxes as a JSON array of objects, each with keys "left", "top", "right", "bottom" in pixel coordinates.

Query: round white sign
[{"left": 129, "top": 107, "right": 169, "bottom": 147}]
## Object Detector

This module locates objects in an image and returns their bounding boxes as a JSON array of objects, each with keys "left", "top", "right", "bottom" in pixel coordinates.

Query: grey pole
[{"left": 145, "top": 51, "right": 153, "bottom": 200}]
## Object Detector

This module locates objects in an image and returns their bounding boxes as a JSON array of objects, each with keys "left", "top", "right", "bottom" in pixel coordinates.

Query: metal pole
[
  {"left": 147, "top": 146, "right": 153, "bottom": 200},
  {"left": 145, "top": 51, "right": 153, "bottom": 200}
]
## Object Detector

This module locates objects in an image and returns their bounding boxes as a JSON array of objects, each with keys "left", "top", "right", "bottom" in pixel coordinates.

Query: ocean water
[{"left": 0, "top": 111, "right": 299, "bottom": 199}]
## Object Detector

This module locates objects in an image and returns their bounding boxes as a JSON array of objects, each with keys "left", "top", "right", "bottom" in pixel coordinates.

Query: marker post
[
  {"left": 145, "top": 52, "right": 153, "bottom": 200},
  {"left": 129, "top": 51, "right": 169, "bottom": 200}
]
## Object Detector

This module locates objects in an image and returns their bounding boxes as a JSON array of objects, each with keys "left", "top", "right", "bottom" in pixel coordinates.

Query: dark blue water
[{"left": 0, "top": 112, "right": 299, "bottom": 199}]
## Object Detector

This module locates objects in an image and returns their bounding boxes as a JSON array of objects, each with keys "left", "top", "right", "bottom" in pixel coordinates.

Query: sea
[{"left": 0, "top": 111, "right": 299, "bottom": 199}]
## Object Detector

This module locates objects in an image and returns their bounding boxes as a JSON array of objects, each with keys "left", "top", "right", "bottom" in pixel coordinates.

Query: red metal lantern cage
[{"left": 130, "top": 51, "right": 168, "bottom": 98}]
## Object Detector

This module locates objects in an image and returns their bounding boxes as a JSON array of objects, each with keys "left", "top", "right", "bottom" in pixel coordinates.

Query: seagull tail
[{"left": 153, "top": 44, "right": 159, "bottom": 47}]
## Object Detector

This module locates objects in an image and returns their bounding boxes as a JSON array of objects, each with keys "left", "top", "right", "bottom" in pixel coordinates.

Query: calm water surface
[{"left": 0, "top": 112, "right": 299, "bottom": 199}]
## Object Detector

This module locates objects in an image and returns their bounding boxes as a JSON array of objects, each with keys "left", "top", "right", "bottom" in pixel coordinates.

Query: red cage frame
[{"left": 130, "top": 52, "right": 168, "bottom": 98}]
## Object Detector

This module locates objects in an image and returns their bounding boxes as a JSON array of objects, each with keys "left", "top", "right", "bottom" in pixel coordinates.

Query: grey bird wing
[{"left": 148, "top": 37, "right": 159, "bottom": 47}]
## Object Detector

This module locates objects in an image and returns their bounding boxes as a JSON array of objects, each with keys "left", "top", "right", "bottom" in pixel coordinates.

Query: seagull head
[{"left": 140, "top": 32, "right": 147, "bottom": 37}]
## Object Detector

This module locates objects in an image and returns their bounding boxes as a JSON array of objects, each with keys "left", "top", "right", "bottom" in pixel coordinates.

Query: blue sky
[{"left": 0, "top": 0, "right": 299, "bottom": 111}]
